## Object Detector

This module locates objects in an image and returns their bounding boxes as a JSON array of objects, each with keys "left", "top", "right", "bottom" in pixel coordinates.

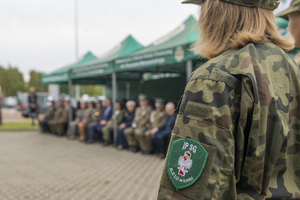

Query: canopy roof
[
  {"left": 71, "top": 35, "right": 144, "bottom": 79},
  {"left": 42, "top": 51, "right": 97, "bottom": 84},
  {"left": 114, "top": 15, "right": 200, "bottom": 72}
]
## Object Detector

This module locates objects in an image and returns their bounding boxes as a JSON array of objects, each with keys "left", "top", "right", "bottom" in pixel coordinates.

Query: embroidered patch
[
  {"left": 95, "top": 112, "right": 99, "bottom": 116},
  {"left": 167, "top": 138, "right": 208, "bottom": 190}
]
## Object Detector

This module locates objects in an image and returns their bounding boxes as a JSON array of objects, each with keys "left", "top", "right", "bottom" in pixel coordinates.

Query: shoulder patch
[{"left": 167, "top": 138, "right": 208, "bottom": 190}]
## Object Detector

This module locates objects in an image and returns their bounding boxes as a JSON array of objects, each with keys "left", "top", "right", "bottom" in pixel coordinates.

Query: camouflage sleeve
[{"left": 158, "top": 68, "right": 242, "bottom": 200}]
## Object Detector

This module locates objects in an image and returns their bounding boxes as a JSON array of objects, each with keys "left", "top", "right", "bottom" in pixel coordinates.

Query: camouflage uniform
[
  {"left": 124, "top": 105, "right": 152, "bottom": 147},
  {"left": 158, "top": 43, "right": 300, "bottom": 199},
  {"left": 136, "top": 109, "right": 166, "bottom": 152}
]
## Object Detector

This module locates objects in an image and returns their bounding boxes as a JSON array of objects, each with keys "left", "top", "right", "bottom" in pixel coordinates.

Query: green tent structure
[
  {"left": 70, "top": 35, "right": 144, "bottom": 84},
  {"left": 41, "top": 51, "right": 97, "bottom": 84}
]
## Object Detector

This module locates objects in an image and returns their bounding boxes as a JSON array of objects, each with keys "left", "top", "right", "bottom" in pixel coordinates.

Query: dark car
[{"left": 17, "top": 92, "right": 49, "bottom": 117}]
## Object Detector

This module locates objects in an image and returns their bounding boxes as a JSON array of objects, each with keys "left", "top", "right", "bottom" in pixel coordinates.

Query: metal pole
[
  {"left": 186, "top": 59, "right": 193, "bottom": 82},
  {"left": 74, "top": 0, "right": 79, "bottom": 60},
  {"left": 126, "top": 82, "right": 130, "bottom": 100},
  {"left": 112, "top": 72, "right": 117, "bottom": 144},
  {"left": 68, "top": 79, "right": 73, "bottom": 123}
]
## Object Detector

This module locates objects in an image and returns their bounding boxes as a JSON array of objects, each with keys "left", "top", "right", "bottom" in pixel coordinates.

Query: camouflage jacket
[{"left": 158, "top": 43, "right": 300, "bottom": 200}]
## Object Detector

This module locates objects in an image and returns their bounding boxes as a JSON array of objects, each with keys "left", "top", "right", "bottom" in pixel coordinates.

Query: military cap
[
  {"left": 64, "top": 96, "right": 70, "bottom": 102},
  {"left": 182, "top": 0, "right": 280, "bottom": 10},
  {"left": 276, "top": 0, "right": 300, "bottom": 20},
  {"left": 138, "top": 94, "right": 148, "bottom": 101},
  {"left": 94, "top": 100, "right": 102, "bottom": 104},
  {"left": 155, "top": 98, "right": 164, "bottom": 105}
]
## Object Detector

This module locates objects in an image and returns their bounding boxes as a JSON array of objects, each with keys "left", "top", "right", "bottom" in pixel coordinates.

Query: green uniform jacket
[
  {"left": 110, "top": 109, "right": 126, "bottom": 126},
  {"left": 84, "top": 107, "right": 94, "bottom": 122},
  {"left": 44, "top": 106, "right": 55, "bottom": 118},
  {"left": 132, "top": 105, "right": 152, "bottom": 128},
  {"left": 150, "top": 109, "right": 166, "bottom": 128},
  {"left": 59, "top": 106, "right": 71, "bottom": 123},
  {"left": 158, "top": 43, "right": 300, "bottom": 200},
  {"left": 91, "top": 108, "right": 103, "bottom": 122},
  {"left": 52, "top": 107, "right": 63, "bottom": 120}
]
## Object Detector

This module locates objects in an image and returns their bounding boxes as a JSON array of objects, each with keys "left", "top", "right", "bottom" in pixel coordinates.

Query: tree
[
  {"left": 28, "top": 70, "right": 47, "bottom": 92},
  {"left": 0, "top": 65, "right": 27, "bottom": 96}
]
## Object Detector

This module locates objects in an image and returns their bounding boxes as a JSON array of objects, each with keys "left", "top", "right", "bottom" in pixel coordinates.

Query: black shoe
[
  {"left": 141, "top": 151, "right": 152, "bottom": 155},
  {"left": 85, "top": 140, "right": 94, "bottom": 144},
  {"left": 103, "top": 141, "right": 110, "bottom": 147},
  {"left": 130, "top": 146, "right": 138, "bottom": 153},
  {"left": 99, "top": 140, "right": 105, "bottom": 144}
]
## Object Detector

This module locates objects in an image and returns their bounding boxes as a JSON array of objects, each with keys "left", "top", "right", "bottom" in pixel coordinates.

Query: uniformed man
[
  {"left": 83, "top": 100, "right": 104, "bottom": 141},
  {"left": 136, "top": 98, "right": 166, "bottom": 155},
  {"left": 158, "top": 0, "right": 300, "bottom": 199},
  {"left": 276, "top": 0, "right": 300, "bottom": 63},
  {"left": 49, "top": 97, "right": 72, "bottom": 136},
  {"left": 67, "top": 101, "right": 86, "bottom": 139},
  {"left": 48, "top": 101, "right": 63, "bottom": 134},
  {"left": 102, "top": 101, "right": 126, "bottom": 146},
  {"left": 39, "top": 100, "right": 55, "bottom": 133},
  {"left": 77, "top": 101, "right": 94, "bottom": 141},
  {"left": 123, "top": 94, "right": 152, "bottom": 153}
]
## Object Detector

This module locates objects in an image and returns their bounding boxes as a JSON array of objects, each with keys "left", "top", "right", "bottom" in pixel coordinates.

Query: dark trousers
[
  {"left": 88, "top": 124, "right": 105, "bottom": 141},
  {"left": 151, "top": 130, "right": 171, "bottom": 154},
  {"left": 40, "top": 118, "right": 51, "bottom": 132},
  {"left": 117, "top": 127, "right": 128, "bottom": 148}
]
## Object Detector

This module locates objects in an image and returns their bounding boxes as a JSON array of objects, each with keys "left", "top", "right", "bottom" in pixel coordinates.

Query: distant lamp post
[{"left": 74, "top": 0, "right": 79, "bottom": 60}]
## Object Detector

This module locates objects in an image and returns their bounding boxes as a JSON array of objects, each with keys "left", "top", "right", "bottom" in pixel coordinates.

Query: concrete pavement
[{"left": 0, "top": 131, "right": 165, "bottom": 200}]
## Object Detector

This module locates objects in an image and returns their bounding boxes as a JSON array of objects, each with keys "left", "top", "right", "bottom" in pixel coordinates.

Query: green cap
[
  {"left": 276, "top": 0, "right": 300, "bottom": 20},
  {"left": 182, "top": 0, "right": 280, "bottom": 10},
  {"left": 138, "top": 94, "right": 147, "bottom": 101},
  {"left": 155, "top": 98, "right": 164, "bottom": 105}
]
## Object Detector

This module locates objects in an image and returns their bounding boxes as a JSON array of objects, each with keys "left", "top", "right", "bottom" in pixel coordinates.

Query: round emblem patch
[{"left": 167, "top": 138, "right": 208, "bottom": 190}]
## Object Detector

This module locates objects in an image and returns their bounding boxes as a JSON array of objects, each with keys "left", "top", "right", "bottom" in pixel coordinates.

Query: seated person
[
  {"left": 102, "top": 101, "right": 126, "bottom": 146},
  {"left": 124, "top": 94, "right": 152, "bottom": 153},
  {"left": 49, "top": 97, "right": 72, "bottom": 136},
  {"left": 83, "top": 100, "right": 104, "bottom": 141},
  {"left": 39, "top": 100, "right": 55, "bottom": 133},
  {"left": 151, "top": 102, "right": 176, "bottom": 158},
  {"left": 48, "top": 101, "right": 64, "bottom": 134},
  {"left": 136, "top": 98, "right": 166, "bottom": 155},
  {"left": 116, "top": 100, "right": 136, "bottom": 150},
  {"left": 77, "top": 101, "right": 94, "bottom": 141},
  {"left": 86, "top": 99, "right": 113, "bottom": 144},
  {"left": 67, "top": 101, "right": 86, "bottom": 139}
]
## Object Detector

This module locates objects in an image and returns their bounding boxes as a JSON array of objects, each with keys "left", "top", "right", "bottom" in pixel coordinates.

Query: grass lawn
[{"left": 0, "top": 121, "right": 39, "bottom": 131}]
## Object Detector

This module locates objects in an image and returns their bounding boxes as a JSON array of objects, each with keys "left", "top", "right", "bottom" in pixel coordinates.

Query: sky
[
  {"left": 0, "top": 0, "right": 291, "bottom": 82},
  {"left": 0, "top": 0, "right": 199, "bottom": 81}
]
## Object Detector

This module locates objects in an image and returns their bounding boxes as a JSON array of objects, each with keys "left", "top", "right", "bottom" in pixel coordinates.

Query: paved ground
[
  {"left": 0, "top": 131, "right": 165, "bottom": 200},
  {"left": 1, "top": 108, "right": 31, "bottom": 122}
]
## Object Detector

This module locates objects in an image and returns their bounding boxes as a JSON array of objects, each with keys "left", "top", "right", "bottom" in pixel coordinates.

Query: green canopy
[
  {"left": 70, "top": 35, "right": 144, "bottom": 80},
  {"left": 114, "top": 15, "right": 201, "bottom": 72},
  {"left": 42, "top": 51, "right": 97, "bottom": 84}
]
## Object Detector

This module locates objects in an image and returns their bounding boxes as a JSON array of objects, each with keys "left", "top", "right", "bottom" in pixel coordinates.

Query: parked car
[
  {"left": 3, "top": 96, "right": 18, "bottom": 108},
  {"left": 17, "top": 92, "right": 49, "bottom": 117}
]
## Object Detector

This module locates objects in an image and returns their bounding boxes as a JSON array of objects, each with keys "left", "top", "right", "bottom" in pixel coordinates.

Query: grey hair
[
  {"left": 126, "top": 100, "right": 136, "bottom": 108},
  {"left": 166, "top": 102, "right": 175, "bottom": 109}
]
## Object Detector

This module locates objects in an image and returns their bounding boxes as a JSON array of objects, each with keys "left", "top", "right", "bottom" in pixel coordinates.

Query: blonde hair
[{"left": 193, "top": 0, "right": 294, "bottom": 59}]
